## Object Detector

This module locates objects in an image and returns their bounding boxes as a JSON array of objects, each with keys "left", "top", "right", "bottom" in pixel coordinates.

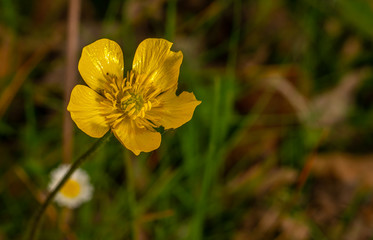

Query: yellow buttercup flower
[{"left": 67, "top": 38, "right": 201, "bottom": 155}]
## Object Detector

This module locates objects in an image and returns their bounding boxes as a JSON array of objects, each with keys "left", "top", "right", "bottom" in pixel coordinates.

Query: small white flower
[{"left": 48, "top": 164, "right": 93, "bottom": 209}]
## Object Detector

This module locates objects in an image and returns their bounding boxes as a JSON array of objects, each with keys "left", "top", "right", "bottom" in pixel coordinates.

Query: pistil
[{"left": 103, "top": 71, "right": 161, "bottom": 129}]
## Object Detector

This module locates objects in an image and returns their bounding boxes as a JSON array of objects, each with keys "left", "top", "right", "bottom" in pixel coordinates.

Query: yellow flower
[{"left": 67, "top": 38, "right": 201, "bottom": 155}]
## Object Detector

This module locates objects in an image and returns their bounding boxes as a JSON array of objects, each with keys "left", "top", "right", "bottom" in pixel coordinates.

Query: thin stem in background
[
  {"left": 0, "top": 41, "right": 52, "bottom": 119},
  {"left": 190, "top": 76, "right": 221, "bottom": 240},
  {"left": 191, "top": 0, "right": 241, "bottom": 239},
  {"left": 26, "top": 133, "right": 112, "bottom": 240},
  {"left": 63, "top": 0, "right": 81, "bottom": 163},
  {"left": 165, "top": 0, "right": 177, "bottom": 41},
  {"left": 124, "top": 150, "right": 140, "bottom": 240}
]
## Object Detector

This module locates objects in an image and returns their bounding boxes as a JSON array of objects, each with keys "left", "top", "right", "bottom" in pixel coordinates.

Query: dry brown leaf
[
  {"left": 227, "top": 165, "right": 296, "bottom": 196},
  {"left": 234, "top": 207, "right": 310, "bottom": 240},
  {"left": 263, "top": 68, "right": 367, "bottom": 127},
  {"left": 311, "top": 153, "right": 373, "bottom": 187},
  {"left": 256, "top": 168, "right": 297, "bottom": 195},
  {"left": 309, "top": 70, "right": 366, "bottom": 127},
  {"left": 279, "top": 216, "right": 310, "bottom": 240}
]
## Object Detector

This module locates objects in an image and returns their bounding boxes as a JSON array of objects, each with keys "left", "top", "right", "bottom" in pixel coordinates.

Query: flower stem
[{"left": 26, "top": 133, "right": 112, "bottom": 240}]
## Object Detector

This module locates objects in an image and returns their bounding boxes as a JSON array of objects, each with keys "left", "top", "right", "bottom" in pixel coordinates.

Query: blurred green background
[{"left": 2, "top": 0, "right": 373, "bottom": 239}]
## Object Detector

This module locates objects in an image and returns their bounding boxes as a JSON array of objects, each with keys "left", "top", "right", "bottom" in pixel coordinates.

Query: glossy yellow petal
[
  {"left": 112, "top": 120, "right": 161, "bottom": 155},
  {"left": 132, "top": 38, "right": 183, "bottom": 91},
  {"left": 147, "top": 89, "right": 201, "bottom": 129},
  {"left": 78, "top": 39, "right": 124, "bottom": 92},
  {"left": 67, "top": 85, "right": 110, "bottom": 138}
]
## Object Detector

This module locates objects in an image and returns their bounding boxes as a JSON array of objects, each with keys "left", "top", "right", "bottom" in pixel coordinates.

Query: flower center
[
  {"left": 120, "top": 92, "right": 147, "bottom": 119},
  {"left": 102, "top": 70, "right": 161, "bottom": 129},
  {"left": 60, "top": 179, "right": 81, "bottom": 198}
]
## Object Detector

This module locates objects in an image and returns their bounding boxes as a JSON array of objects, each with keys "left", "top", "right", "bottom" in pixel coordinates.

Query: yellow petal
[
  {"left": 112, "top": 120, "right": 161, "bottom": 155},
  {"left": 132, "top": 38, "right": 183, "bottom": 91},
  {"left": 67, "top": 85, "right": 110, "bottom": 138},
  {"left": 147, "top": 89, "right": 201, "bottom": 129},
  {"left": 78, "top": 39, "right": 124, "bottom": 92}
]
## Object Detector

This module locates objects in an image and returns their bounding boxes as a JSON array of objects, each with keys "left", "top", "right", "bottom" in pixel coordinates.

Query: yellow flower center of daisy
[
  {"left": 60, "top": 179, "right": 81, "bottom": 198},
  {"left": 102, "top": 71, "right": 161, "bottom": 129}
]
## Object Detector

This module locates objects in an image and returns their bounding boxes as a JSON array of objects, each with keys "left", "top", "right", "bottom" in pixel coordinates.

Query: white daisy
[{"left": 48, "top": 164, "right": 93, "bottom": 209}]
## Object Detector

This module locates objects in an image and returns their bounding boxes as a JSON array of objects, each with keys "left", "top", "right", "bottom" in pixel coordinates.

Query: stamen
[
  {"left": 140, "top": 109, "right": 145, "bottom": 118},
  {"left": 128, "top": 107, "right": 136, "bottom": 117},
  {"left": 112, "top": 117, "right": 123, "bottom": 129},
  {"left": 121, "top": 95, "right": 131, "bottom": 104},
  {"left": 147, "top": 88, "right": 162, "bottom": 99},
  {"left": 104, "top": 92, "right": 114, "bottom": 101},
  {"left": 103, "top": 70, "right": 161, "bottom": 128}
]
